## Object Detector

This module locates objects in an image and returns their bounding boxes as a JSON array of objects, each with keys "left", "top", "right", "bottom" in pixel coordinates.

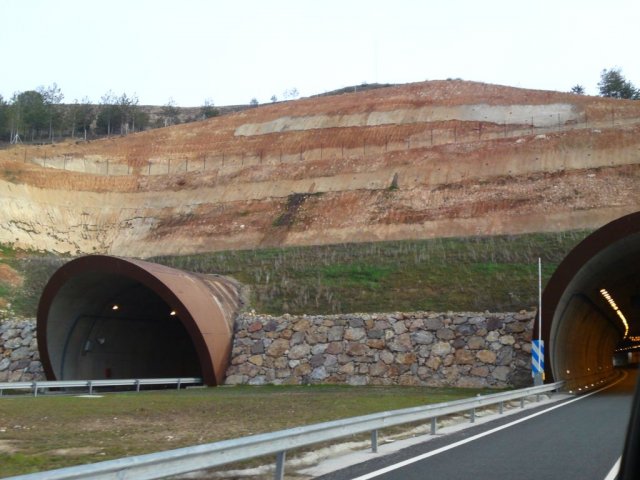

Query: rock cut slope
[{"left": 0, "top": 80, "right": 639, "bottom": 257}]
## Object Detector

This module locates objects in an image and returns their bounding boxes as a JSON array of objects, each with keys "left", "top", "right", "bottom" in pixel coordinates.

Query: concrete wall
[{"left": 225, "top": 311, "right": 534, "bottom": 388}]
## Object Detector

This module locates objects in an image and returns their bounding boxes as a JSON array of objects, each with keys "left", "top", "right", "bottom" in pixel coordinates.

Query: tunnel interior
[
  {"left": 37, "top": 255, "right": 241, "bottom": 385},
  {"left": 543, "top": 213, "right": 640, "bottom": 385},
  {"left": 49, "top": 272, "right": 201, "bottom": 380}
]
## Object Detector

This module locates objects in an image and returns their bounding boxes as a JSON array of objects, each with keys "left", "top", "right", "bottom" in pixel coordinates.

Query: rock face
[
  {"left": 0, "top": 319, "right": 44, "bottom": 382},
  {"left": 225, "top": 311, "right": 534, "bottom": 388},
  {"left": 1, "top": 81, "right": 639, "bottom": 258}
]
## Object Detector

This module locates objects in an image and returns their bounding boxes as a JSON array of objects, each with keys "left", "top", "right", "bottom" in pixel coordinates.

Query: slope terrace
[{"left": 0, "top": 80, "right": 638, "bottom": 257}]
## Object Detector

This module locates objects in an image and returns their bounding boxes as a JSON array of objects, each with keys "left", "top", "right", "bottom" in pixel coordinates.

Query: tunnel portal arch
[
  {"left": 541, "top": 211, "right": 640, "bottom": 383},
  {"left": 37, "top": 255, "right": 242, "bottom": 386}
]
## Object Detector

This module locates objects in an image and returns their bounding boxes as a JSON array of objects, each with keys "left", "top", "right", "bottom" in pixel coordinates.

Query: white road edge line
[
  {"left": 603, "top": 456, "right": 621, "bottom": 480},
  {"left": 351, "top": 374, "right": 627, "bottom": 480}
]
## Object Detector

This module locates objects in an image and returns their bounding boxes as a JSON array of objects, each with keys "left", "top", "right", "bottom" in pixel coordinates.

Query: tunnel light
[
  {"left": 170, "top": 310, "right": 177, "bottom": 316},
  {"left": 112, "top": 304, "right": 119, "bottom": 311},
  {"left": 600, "top": 288, "right": 629, "bottom": 338}
]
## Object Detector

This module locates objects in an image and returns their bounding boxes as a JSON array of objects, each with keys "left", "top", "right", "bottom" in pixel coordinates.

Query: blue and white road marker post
[
  {"left": 533, "top": 257, "right": 545, "bottom": 386},
  {"left": 532, "top": 339, "right": 545, "bottom": 385}
]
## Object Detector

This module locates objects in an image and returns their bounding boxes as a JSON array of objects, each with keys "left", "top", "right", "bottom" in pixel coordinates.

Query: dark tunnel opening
[
  {"left": 52, "top": 272, "right": 202, "bottom": 380},
  {"left": 541, "top": 211, "right": 640, "bottom": 385},
  {"left": 37, "top": 256, "right": 242, "bottom": 385}
]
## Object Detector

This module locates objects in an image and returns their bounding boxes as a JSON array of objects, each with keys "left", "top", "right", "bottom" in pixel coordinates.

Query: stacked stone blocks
[
  {"left": 0, "top": 319, "right": 44, "bottom": 382},
  {"left": 225, "top": 311, "right": 534, "bottom": 388}
]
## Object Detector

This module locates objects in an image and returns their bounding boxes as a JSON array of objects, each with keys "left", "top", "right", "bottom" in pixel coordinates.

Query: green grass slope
[
  {"left": 0, "top": 230, "right": 591, "bottom": 318},
  {"left": 151, "top": 231, "right": 591, "bottom": 315}
]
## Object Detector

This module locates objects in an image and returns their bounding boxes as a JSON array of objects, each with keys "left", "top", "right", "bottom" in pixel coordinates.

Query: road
[{"left": 318, "top": 369, "right": 637, "bottom": 480}]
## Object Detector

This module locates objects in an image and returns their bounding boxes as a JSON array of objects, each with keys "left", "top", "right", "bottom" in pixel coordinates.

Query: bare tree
[
  {"left": 162, "top": 97, "right": 180, "bottom": 126},
  {"left": 37, "top": 83, "right": 64, "bottom": 142},
  {"left": 282, "top": 88, "right": 299, "bottom": 100},
  {"left": 200, "top": 98, "right": 219, "bottom": 119},
  {"left": 118, "top": 93, "right": 139, "bottom": 134},
  {"left": 99, "top": 90, "right": 117, "bottom": 136}
]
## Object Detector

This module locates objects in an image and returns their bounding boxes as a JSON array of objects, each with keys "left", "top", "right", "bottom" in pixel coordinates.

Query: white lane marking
[
  {"left": 351, "top": 375, "right": 627, "bottom": 480},
  {"left": 603, "top": 456, "right": 621, "bottom": 480}
]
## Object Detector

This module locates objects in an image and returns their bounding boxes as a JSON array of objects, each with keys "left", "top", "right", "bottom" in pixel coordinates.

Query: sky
[{"left": 2, "top": 0, "right": 639, "bottom": 107}]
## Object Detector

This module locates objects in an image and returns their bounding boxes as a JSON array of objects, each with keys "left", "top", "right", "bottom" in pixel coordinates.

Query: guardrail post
[
  {"left": 536, "top": 393, "right": 541, "bottom": 402},
  {"left": 470, "top": 408, "right": 475, "bottom": 423},
  {"left": 499, "top": 401, "right": 504, "bottom": 414},
  {"left": 274, "top": 451, "right": 286, "bottom": 480},
  {"left": 371, "top": 429, "right": 378, "bottom": 453},
  {"left": 88, "top": 381, "right": 93, "bottom": 395},
  {"left": 32, "top": 382, "right": 38, "bottom": 397},
  {"left": 177, "top": 378, "right": 182, "bottom": 390},
  {"left": 520, "top": 397, "right": 525, "bottom": 409},
  {"left": 135, "top": 380, "right": 141, "bottom": 392},
  {"left": 431, "top": 417, "right": 437, "bottom": 435}
]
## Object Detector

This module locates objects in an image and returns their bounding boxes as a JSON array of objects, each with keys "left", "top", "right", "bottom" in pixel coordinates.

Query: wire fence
[{"left": 19, "top": 111, "right": 640, "bottom": 177}]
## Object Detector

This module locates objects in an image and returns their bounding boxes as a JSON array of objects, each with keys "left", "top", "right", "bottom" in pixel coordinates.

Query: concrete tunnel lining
[
  {"left": 541, "top": 211, "right": 640, "bottom": 383},
  {"left": 37, "top": 255, "right": 242, "bottom": 386}
]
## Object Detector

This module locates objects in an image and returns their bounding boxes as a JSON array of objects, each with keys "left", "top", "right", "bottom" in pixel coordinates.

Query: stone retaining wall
[
  {"left": 0, "top": 311, "right": 535, "bottom": 388},
  {"left": 0, "top": 319, "right": 44, "bottom": 382},
  {"left": 225, "top": 311, "right": 534, "bottom": 388}
]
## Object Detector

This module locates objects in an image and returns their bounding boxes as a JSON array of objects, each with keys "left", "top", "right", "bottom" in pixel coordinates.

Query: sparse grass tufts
[
  {"left": 151, "top": 230, "right": 591, "bottom": 315},
  {"left": 0, "top": 230, "right": 591, "bottom": 318}
]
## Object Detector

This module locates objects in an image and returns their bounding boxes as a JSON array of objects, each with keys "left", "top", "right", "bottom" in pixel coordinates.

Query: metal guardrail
[
  {"left": 0, "top": 377, "right": 202, "bottom": 396},
  {"left": 6, "top": 381, "right": 565, "bottom": 480}
]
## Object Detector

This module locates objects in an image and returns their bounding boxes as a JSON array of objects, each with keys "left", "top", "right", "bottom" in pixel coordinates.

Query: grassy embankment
[
  {"left": 151, "top": 230, "right": 591, "bottom": 315},
  {"left": 0, "top": 244, "right": 66, "bottom": 318},
  {"left": 0, "top": 230, "right": 591, "bottom": 318},
  {"left": 0, "top": 384, "right": 493, "bottom": 476}
]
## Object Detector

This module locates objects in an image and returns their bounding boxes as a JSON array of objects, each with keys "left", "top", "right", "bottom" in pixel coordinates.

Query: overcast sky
[{"left": 2, "top": 0, "right": 639, "bottom": 107}]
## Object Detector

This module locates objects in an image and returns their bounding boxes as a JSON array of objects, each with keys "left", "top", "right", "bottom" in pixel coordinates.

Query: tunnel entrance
[
  {"left": 541, "top": 211, "right": 640, "bottom": 384},
  {"left": 37, "top": 256, "right": 242, "bottom": 385}
]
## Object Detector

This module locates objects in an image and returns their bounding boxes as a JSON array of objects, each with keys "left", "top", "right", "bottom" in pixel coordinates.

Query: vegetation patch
[
  {"left": 152, "top": 230, "right": 590, "bottom": 315},
  {"left": 0, "top": 230, "right": 590, "bottom": 318},
  {"left": 272, "top": 193, "right": 317, "bottom": 228},
  {"left": 0, "top": 246, "right": 67, "bottom": 319},
  {"left": 319, "top": 263, "right": 394, "bottom": 289}
]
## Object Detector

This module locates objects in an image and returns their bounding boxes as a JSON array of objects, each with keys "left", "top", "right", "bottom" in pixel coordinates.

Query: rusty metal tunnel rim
[
  {"left": 37, "top": 255, "right": 234, "bottom": 386},
  {"left": 540, "top": 211, "right": 640, "bottom": 382}
]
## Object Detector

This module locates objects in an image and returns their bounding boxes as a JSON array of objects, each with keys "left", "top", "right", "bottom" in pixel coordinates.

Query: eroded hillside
[{"left": 0, "top": 80, "right": 639, "bottom": 257}]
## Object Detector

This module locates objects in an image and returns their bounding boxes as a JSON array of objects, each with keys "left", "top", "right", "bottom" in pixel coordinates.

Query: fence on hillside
[{"left": 15, "top": 111, "right": 640, "bottom": 178}]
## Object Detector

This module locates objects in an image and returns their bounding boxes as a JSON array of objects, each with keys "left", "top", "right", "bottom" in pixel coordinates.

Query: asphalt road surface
[{"left": 318, "top": 368, "right": 637, "bottom": 480}]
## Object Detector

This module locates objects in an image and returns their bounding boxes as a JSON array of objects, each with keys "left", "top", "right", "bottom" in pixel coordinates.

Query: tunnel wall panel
[{"left": 542, "top": 211, "right": 640, "bottom": 383}]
